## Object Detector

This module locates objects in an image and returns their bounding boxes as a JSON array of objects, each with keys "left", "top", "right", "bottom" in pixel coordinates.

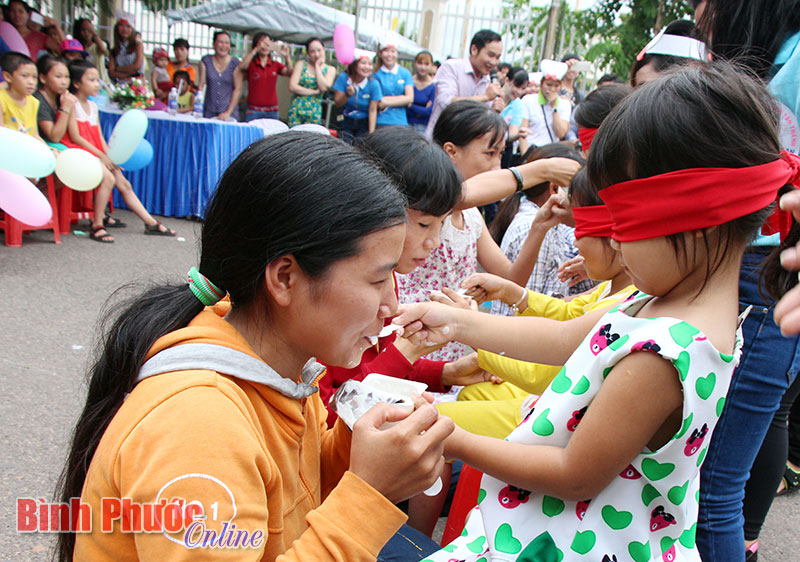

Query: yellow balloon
[{"left": 55, "top": 149, "right": 104, "bottom": 192}]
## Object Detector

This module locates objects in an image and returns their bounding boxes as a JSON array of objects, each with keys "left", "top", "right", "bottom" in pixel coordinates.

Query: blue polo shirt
[
  {"left": 500, "top": 98, "right": 526, "bottom": 127},
  {"left": 373, "top": 65, "right": 413, "bottom": 126},
  {"left": 332, "top": 71, "right": 383, "bottom": 120}
]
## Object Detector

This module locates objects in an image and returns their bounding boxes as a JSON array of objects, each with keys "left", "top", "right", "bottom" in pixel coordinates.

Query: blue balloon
[{"left": 120, "top": 139, "right": 153, "bottom": 172}]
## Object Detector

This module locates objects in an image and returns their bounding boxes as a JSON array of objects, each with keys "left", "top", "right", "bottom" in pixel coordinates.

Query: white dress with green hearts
[{"left": 427, "top": 293, "right": 742, "bottom": 562}]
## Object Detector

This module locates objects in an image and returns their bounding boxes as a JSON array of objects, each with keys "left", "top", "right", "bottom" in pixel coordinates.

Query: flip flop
[
  {"left": 103, "top": 215, "right": 127, "bottom": 228},
  {"left": 89, "top": 225, "right": 114, "bottom": 243},
  {"left": 144, "top": 221, "right": 176, "bottom": 236},
  {"left": 777, "top": 463, "right": 800, "bottom": 496}
]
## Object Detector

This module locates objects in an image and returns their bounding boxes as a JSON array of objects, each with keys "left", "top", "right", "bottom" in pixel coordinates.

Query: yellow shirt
[
  {"left": 474, "top": 281, "right": 638, "bottom": 395},
  {"left": 0, "top": 89, "right": 39, "bottom": 136}
]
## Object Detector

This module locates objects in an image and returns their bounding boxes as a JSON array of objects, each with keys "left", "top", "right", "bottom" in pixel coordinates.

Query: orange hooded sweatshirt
[{"left": 74, "top": 302, "right": 406, "bottom": 561}]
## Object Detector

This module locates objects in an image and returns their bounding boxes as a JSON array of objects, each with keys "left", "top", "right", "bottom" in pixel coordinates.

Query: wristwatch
[{"left": 552, "top": 107, "right": 558, "bottom": 113}]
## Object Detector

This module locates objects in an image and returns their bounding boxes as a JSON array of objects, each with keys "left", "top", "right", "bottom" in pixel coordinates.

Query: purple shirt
[{"left": 425, "top": 58, "right": 491, "bottom": 138}]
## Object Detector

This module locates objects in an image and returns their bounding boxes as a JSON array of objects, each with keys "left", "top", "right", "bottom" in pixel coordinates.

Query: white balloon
[
  {"left": 55, "top": 149, "right": 104, "bottom": 192},
  {"left": 107, "top": 109, "right": 149, "bottom": 164},
  {"left": 0, "top": 128, "right": 56, "bottom": 178}
]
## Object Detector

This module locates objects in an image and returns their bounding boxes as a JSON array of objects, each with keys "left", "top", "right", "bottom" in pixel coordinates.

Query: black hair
[
  {"left": 0, "top": 51, "right": 34, "bottom": 74},
  {"left": 347, "top": 55, "right": 372, "bottom": 77},
  {"left": 172, "top": 37, "right": 190, "bottom": 50},
  {"left": 573, "top": 83, "right": 632, "bottom": 129},
  {"left": 597, "top": 73, "right": 622, "bottom": 86},
  {"left": 432, "top": 99, "right": 507, "bottom": 150},
  {"left": 697, "top": 0, "right": 800, "bottom": 80},
  {"left": 630, "top": 20, "right": 703, "bottom": 86},
  {"left": 510, "top": 69, "right": 529, "bottom": 88},
  {"left": 497, "top": 62, "right": 512, "bottom": 72},
  {"left": 491, "top": 143, "right": 585, "bottom": 243},
  {"left": 589, "top": 62, "right": 786, "bottom": 296},
  {"left": 568, "top": 168, "right": 616, "bottom": 252},
  {"left": 36, "top": 53, "right": 68, "bottom": 81},
  {"left": 67, "top": 59, "right": 95, "bottom": 93},
  {"left": 72, "top": 18, "right": 91, "bottom": 43},
  {"left": 112, "top": 19, "right": 138, "bottom": 57},
  {"left": 561, "top": 53, "right": 580, "bottom": 62},
  {"left": 7, "top": 0, "right": 29, "bottom": 12},
  {"left": 172, "top": 69, "right": 191, "bottom": 86},
  {"left": 305, "top": 37, "right": 323, "bottom": 52},
  {"left": 252, "top": 31, "right": 270, "bottom": 49},
  {"left": 55, "top": 132, "right": 406, "bottom": 561},
  {"left": 359, "top": 127, "right": 462, "bottom": 217},
  {"left": 212, "top": 30, "right": 231, "bottom": 43},
  {"left": 470, "top": 29, "right": 502, "bottom": 53},
  {"left": 568, "top": 167, "right": 601, "bottom": 208}
]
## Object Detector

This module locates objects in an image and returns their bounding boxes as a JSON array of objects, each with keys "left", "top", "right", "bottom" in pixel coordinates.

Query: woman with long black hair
[{"left": 56, "top": 132, "right": 454, "bottom": 561}]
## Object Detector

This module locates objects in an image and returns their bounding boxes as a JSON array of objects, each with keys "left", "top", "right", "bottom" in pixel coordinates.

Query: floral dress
[
  {"left": 288, "top": 62, "right": 330, "bottom": 127},
  {"left": 425, "top": 293, "right": 744, "bottom": 562},
  {"left": 397, "top": 208, "right": 483, "bottom": 363}
]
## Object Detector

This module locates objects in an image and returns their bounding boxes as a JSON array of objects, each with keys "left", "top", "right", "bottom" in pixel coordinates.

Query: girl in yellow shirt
[{"left": 437, "top": 168, "right": 636, "bottom": 438}]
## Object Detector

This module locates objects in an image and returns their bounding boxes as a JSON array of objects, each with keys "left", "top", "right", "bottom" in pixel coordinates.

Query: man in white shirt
[
  {"left": 522, "top": 59, "right": 571, "bottom": 148},
  {"left": 425, "top": 29, "right": 503, "bottom": 138}
]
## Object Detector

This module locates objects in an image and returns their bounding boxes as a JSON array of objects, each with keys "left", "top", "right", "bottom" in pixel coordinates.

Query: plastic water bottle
[
  {"left": 193, "top": 89, "right": 204, "bottom": 119},
  {"left": 168, "top": 87, "right": 178, "bottom": 116}
]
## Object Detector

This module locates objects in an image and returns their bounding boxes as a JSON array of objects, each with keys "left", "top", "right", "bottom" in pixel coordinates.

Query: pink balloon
[
  {"left": 0, "top": 169, "right": 52, "bottom": 227},
  {"left": 0, "top": 22, "right": 30, "bottom": 57},
  {"left": 333, "top": 24, "right": 355, "bottom": 66}
]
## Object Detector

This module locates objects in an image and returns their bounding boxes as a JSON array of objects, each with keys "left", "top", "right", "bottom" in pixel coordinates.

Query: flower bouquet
[{"left": 108, "top": 78, "right": 154, "bottom": 110}]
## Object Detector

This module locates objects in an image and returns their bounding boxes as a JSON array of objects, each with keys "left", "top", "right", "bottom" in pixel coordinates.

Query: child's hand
[
  {"left": 429, "top": 287, "right": 478, "bottom": 311},
  {"left": 441, "top": 352, "right": 501, "bottom": 387},
  {"left": 540, "top": 157, "right": 581, "bottom": 187},
  {"left": 349, "top": 400, "right": 453, "bottom": 503},
  {"left": 461, "top": 272, "right": 521, "bottom": 305},
  {"left": 393, "top": 335, "right": 444, "bottom": 363},
  {"left": 61, "top": 93, "right": 77, "bottom": 111},
  {"left": 533, "top": 193, "right": 567, "bottom": 231},
  {"left": 773, "top": 191, "right": 800, "bottom": 334},
  {"left": 392, "top": 302, "right": 460, "bottom": 347},
  {"left": 558, "top": 255, "right": 589, "bottom": 287},
  {"left": 345, "top": 84, "right": 356, "bottom": 96},
  {"left": 99, "top": 154, "right": 115, "bottom": 171},
  {"left": 443, "top": 424, "right": 470, "bottom": 462}
]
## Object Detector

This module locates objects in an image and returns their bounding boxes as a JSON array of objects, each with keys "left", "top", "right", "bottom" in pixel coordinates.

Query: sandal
[
  {"left": 89, "top": 225, "right": 114, "bottom": 243},
  {"left": 745, "top": 540, "right": 758, "bottom": 562},
  {"left": 103, "top": 215, "right": 127, "bottom": 228},
  {"left": 144, "top": 221, "right": 176, "bottom": 237},
  {"left": 777, "top": 463, "right": 800, "bottom": 496}
]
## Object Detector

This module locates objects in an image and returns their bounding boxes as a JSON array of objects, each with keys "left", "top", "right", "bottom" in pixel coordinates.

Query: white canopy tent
[{"left": 166, "top": 0, "right": 430, "bottom": 60}]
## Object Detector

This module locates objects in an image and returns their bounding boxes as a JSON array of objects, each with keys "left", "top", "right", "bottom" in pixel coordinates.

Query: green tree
[
  {"left": 503, "top": 0, "right": 694, "bottom": 79},
  {"left": 581, "top": 0, "right": 694, "bottom": 78}
]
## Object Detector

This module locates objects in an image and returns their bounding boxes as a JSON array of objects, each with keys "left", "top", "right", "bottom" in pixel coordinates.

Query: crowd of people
[{"left": 2, "top": 0, "right": 800, "bottom": 561}]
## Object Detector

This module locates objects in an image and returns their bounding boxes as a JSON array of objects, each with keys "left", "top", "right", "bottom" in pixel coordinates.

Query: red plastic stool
[
  {"left": 441, "top": 464, "right": 483, "bottom": 546},
  {"left": 0, "top": 175, "right": 61, "bottom": 247},
  {"left": 57, "top": 185, "right": 95, "bottom": 234}
]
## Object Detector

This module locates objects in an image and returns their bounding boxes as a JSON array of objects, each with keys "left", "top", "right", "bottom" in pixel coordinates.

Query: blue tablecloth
[{"left": 99, "top": 108, "right": 264, "bottom": 218}]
